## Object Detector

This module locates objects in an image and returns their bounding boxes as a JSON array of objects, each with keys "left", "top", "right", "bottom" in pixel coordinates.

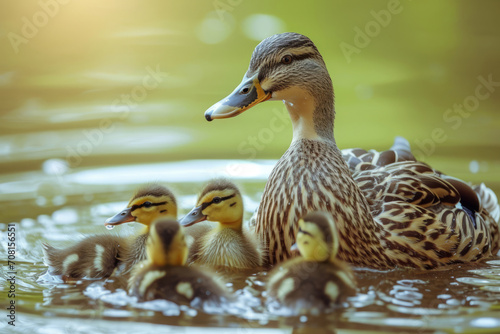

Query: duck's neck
[
  {"left": 217, "top": 218, "right": 243, "bottom": 232},
  {"left": 280, "top": 83, "right": 335, "bottom": 144},
  {"left": 140, "top": 225, "right": 150, "bottom": 235}
]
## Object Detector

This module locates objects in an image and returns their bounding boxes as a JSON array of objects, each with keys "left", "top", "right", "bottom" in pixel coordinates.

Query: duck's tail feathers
[
  {"left": 473, "top": 183, "right": 500, "bottom": 223},
  {"left": 390, "top": 136, "right": 416, "bottom": 161}
]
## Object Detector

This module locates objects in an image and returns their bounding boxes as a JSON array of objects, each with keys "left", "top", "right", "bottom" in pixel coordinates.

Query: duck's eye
[
  {"left": 212, "top": 197, "right": 222, "bottom": 204},
  {"left": 281, "top": 55, "right": 293, "bottom": 64},
  {"left": 143, "top": 201, "right": 153, "bottom": 208}
]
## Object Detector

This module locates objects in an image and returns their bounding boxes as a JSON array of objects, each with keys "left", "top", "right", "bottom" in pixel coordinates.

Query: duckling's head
[
  {"left": 205, "top": 32, "right": 333, "bottom": 141},
  {"left": 293, "top": 212, "right": 339, "bottom": 262},
  {"left": 105, "top": 184, "right": 177, "bottom": 230},
  {"left": 179, "top": 179, "right": 243, "bottom": 229},
  {"left": 146, "top": 219, "right": 188, "bottom": 266}
]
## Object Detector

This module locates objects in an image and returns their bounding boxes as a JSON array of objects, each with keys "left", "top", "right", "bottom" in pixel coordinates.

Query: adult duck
[{"left": 203, "top": 32, "right": 500, "bottom": 269}]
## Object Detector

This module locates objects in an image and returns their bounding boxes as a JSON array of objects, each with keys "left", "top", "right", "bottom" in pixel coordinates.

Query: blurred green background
[{"left": 1, "top": 0, "right": 499, "bottom": 193}]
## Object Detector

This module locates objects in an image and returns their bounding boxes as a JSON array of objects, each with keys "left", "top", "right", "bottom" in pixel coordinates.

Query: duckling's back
[
  {"left": 267, "top": 259, "right": 356, "bottom": 314},
  {"left": 129, "top": 264, "right": 231, "bottom": 305},
  {"left": 42, "top": 234, "right": 123, "bottom": 278}
]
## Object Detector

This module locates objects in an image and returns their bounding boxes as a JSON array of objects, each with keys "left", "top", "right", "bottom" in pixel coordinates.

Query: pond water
[
  {"left": 1, "top": 0, "right": 500, "bottom": 333},
  {"left": 1, "top": 160, "right": 500, "bottom": 334}
]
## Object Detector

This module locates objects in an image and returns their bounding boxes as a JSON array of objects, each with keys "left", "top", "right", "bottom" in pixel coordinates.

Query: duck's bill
[
  {"left": 104, "top": 207, "right": 135, "bottom": 226},
  {"left": 204, "top": 73, "right": 271, "bottom": 122},
  {"left": 290, "top": 243, "right": 298, "bottom": 252},
  {"left": 179, "top": 205, "right": 207, "bottom": 227}
]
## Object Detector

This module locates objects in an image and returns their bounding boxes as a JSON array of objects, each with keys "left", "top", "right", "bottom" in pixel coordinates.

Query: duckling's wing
[{"left": 353, "top": 161, "right": 499, "bottom": 268}]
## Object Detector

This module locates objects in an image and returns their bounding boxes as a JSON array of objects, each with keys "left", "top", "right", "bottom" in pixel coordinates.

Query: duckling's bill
[
  {"left": 205, "top": 73, "right": 271, "bottom": 121},
  {"left": 179, "top": 205, "right": 207, "bottom": 227},
  {"left": 105, "top": 207, "right": 134, "bottom": 227}
]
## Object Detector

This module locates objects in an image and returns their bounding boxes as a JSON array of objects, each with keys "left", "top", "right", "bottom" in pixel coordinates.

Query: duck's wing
[
  {"left": 352, "top": 161, "right": 499, "bottom": 268},
  {"left": 342, "top": 136, "right": 416, "bottom": 173}
]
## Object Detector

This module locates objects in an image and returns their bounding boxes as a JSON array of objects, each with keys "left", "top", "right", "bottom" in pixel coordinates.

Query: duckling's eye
[
  {"left": 281, "top": 55, "right": 293, "bottom": 64},
  {"left": 212, "top": 197, "right": 222, "bottom": 204},
  {"left": 143, "top": 201, "right": 153, "bottom": 208},
  {"left": 298, "top": 227, "right": 312, "bottom": 237}
]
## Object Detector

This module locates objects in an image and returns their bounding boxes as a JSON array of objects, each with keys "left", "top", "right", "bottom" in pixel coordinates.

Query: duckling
[
  {"left": 128, "top": 218, "right": 232, "bottom": 305},
  {"left": 42, "top": 234, "right": 123, "bottom": 279},
  {"left": 105, "top": 183, "right": 178, "bottom": 273},
  {"left": 267, "top": 212, "right": 356, "bottom": 314},
  {"left": 179, "top": 178, "right": 262, "bottom": 269},
  {"left": 42, "top": 183, "right": 177, "bottom": 279}
]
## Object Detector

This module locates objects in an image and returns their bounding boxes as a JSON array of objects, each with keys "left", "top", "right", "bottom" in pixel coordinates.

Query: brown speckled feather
[
  {"left": 256, "top": 139, "right": 500, "bottom": 269},
  {"left": 341, "top": 137, "right": 416, "bottom": 172},
  {"left": 353, "top": 160, "right": 499, "bottom": 268}
]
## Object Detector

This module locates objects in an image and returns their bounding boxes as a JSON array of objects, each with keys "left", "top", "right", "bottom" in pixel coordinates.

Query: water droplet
[{"left": 106, "top": 225, "right": 115, "bottom": 230}]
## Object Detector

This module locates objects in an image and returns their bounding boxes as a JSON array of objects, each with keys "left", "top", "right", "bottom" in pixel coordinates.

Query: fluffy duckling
[
  {"left": 42, "top": 234, "right": 123, "bottom": 279},
  {"left": 128, "top": 218, "right": 231, "bottom": 305},
  {"left": 104, "top": 183, "right": 178, "bottom": 273},
  {"left": 267, "top": 212, "right": 356, "bottom": 314},
  {"left": 42, "top": 183, "right": 177, "bottom": 279},
  {"left": 179, "top": 179, "right": 262, "bottom": 270}
]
